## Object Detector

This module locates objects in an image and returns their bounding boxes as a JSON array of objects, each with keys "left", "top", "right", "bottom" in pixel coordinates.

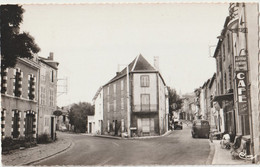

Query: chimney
[
  {"left": 154, "top": 56, "right": 159, "bottom": 71},
  {"left": 116, "top": 64, "right": 120, "bottom": 75},
  {"left": 49, "top": 52, "right": 54, "bottom": 60}
]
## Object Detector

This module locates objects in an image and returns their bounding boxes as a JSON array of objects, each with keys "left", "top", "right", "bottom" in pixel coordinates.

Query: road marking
[{"left": 113, "top": 142, "right": 119, "bottom": 147}]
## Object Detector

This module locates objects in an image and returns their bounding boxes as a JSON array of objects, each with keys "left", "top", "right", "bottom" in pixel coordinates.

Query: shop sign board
[
  {"left": 235, "top": 71, "right": 248, "bottom": 115},
  {"left": 235, "top": 56, "right": 248, "bottom": 71}
]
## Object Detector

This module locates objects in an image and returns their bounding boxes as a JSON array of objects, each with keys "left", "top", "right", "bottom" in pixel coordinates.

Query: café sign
[
  {"left": 235, "top": 71, "right": 248, "bottom": 115},
  {"left": 235, "top": 56, "right": 248, "bottom": 71}
]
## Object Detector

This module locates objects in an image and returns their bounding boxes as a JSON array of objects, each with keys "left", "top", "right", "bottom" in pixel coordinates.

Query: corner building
[{"left": 102, "top": 55, "right": 169, "bottom": 137}]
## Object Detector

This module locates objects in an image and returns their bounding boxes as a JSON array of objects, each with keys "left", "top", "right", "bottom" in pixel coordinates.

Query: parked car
[
  {"left": 191, "top": 120, "right": 210, "bottom": 138},
  {"left": 174, "top": 120, "right": 183, "bottom": 130},
  {"left": 59, "top": 124, "right": 67, "bottom": 132}
]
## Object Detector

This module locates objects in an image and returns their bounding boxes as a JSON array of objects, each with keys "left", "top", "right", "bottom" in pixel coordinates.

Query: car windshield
[
  {"left": 195, "top": 122, "right": 201, "bottom": 125},
  {"left": 202, "top": 121, "right": 209, "bottom": 125}
]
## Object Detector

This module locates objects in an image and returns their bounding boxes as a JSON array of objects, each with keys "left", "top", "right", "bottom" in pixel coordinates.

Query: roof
[
  {"left": 39, "top": 56, "right": 59, "bottom": 70},
  {"left": 104, "top": 54, "right": 160, "bottom": 86},
  {"left": 92, "top": 87, "right": 102, "bottom": 101},
  {"left": 209, "top": 73, "right": 216, "bottom": 89},
  {"left": 213, "top": 16, "right": 231, "bottom": 58}
]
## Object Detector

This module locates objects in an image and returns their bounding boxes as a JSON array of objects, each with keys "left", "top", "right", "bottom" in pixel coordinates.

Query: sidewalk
[
  {"left": 1, "top": 132, "right": 72, "bottom": 166},
  {"left": 211, "top": 139, "right": 252, "bottom": 165}
]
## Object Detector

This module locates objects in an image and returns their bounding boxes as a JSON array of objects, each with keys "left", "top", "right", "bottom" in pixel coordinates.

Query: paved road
[{"left": 34, "top": 124, "right": 211, "bottom": 165}]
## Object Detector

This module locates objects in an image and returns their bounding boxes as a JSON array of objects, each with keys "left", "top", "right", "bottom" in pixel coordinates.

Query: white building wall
[
  {"left": 133, "top": 73, "right": 157, "bottom": 111},
  {"left": 94, "top": 89, "right": 103, "bottom": 134}
]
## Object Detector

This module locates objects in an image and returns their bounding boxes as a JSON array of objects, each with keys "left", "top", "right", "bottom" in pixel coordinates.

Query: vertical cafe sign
[{"left": 235, "top": 56, "right": 248, "bottom": 115}]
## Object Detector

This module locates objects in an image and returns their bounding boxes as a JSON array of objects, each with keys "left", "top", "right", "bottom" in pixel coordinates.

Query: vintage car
[{"left": 191, "top": 120, "right": 210, "bottom": 138}]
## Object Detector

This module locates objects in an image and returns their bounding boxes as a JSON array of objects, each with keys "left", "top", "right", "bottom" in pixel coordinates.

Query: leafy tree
[
  {"left": 68, "top": 102, "right": 94, "bottom": 133},
  {"left": 1, "top": 5, "right": 40, "bottom": 69},
  {"left": 167, "top": 87, "right": 183, "bottom": 117}
]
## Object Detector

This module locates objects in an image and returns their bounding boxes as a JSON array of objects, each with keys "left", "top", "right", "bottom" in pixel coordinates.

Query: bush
[
  {"left": 1, "top": 137, "right": 15, "bottom": 147},
  {"left": 37, "top": 133, "right": 52, "bottom": 144}
]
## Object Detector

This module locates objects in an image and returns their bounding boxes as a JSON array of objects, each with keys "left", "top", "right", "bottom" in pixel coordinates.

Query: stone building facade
[
  {"left": 37, "top": 53, "right": 59, "bottom": 140},
  {"left": 1, "top": 57, "right": 39, "bottom": 139},
  {"left": 100, "top": 55, "right": 169, "bottom": 137}
]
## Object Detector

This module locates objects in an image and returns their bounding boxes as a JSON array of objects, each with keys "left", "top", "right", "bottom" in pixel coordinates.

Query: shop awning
[{"left": 212, "top": 93, "right": 233, "bottom": 102}]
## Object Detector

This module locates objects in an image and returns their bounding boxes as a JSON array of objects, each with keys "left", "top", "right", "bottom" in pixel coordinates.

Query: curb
[
  {"left": 20, "top": 139, "right": 73, "bottom": 166},
  {"left": 206, "top": 140, "right": 215, "bottom": 165},
  {"left": 94, "top": 135, "right": 122, "bottom": 140},
  {"left": 93, "top": 130, "right": 173, "bottom": 140}
]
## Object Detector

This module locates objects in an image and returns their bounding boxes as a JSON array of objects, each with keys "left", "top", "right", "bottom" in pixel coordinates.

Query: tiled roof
[
  {"left": 104, "top": 54, "right": 157, "bottom": 86},
  {"left": 133, "top": 54, "right": 156, "bottom": 71}
]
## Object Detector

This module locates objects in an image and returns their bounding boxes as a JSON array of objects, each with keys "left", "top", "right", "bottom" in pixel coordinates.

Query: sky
[{"left": 18, "top": 2, "right": 229, "bottom": 107}]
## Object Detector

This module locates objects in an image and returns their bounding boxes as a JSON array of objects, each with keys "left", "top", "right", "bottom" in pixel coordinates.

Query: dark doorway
[
  {"left": 13, "top": 112, "right": 19, "bottom": 138},
  {"left": 89, "top": 123, "right": 92, "bottom": 133},
  {"left": 51, "top": 117, "right": 54, "bottom": 140},
  {"left": 25, "top": 114, "right": 34, "bottom": 138}
]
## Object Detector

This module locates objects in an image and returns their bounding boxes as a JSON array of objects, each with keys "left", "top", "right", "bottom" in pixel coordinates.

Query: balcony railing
[{"left": 133, "top": 104, "right": 157, "bottom": 112}]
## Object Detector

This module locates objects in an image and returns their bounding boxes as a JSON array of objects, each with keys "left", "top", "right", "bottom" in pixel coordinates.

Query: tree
[
  {"left": 168, "top": 87, "right": 182, "bottom": 112},
  {"left": 1, "top": 5, "right": 40, "bottom": 69},
  {"left": 68, "top": 102, "right": 94, "bottom": 133}
]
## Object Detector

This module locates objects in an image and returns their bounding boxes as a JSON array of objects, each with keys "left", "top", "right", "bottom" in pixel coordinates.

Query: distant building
[
  {"left": 56, "top": 106, "right": 70, "bottom": 131},
  {"left": 93, "top": 54, "right": 169, "bottom": 137},
  {"left": 37, "top": 53, "right": 59, "bottom": 140},
  {"left": 88, "top": 87, "right": 103, "bottom": 134},
  {"left": 1, "top": 57, "right": 39, "bottom": 139}
]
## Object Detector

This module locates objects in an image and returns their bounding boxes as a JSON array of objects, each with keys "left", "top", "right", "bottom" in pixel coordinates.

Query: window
[
  {"left": 50, "top": 90, "right": 54, "bottom": 106},
  {"left": 140, "top": 75, "right": 149, "bottom": 87},
  {"left": 44, "top": 117, "right": 49, "bottom": 126},
  {"left": 224, "top": 73, "right": 227, "bottom": 91},
  {"left": 40, "top": 67, "right": 46, "bottom": 82},
  {"left": 121, "top": 98, "right": 124, "bottom": 109},
  {"left": 1, "top": 68, "right": 8, "bottom": 94},
  {"left": 28, "top": 74, "right": 36, "bottom": 100},
  {"left": 107, "top": 102, "right": 110, "bottom": 112},
  {"left": 222, "top": 44, "right": 225, "bottom": 61},
  {"left": 121, "top": 80, "right": 124, "bottom": 90},
  {"left": 227, "top": 34, "right": 230, "bottom": 53},
  {"left": 141, "top": 94, "right": 150, "bottom": 111},
  {"left": 41, "top": 87, "right": 46, "bottom": 105},
  {"left": 113, "top": 100, "right": 116, "bottom": 112},
  {"left": 13, "top": 69, "right": 23, "bottom": 97},
  {"left": 50, "top": 70, "right": 54, "bottom": 82}
]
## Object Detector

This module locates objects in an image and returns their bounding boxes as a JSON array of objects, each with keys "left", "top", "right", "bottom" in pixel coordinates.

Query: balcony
[{"left": 133, "top": 104, "right": 157, "bottom": 113}]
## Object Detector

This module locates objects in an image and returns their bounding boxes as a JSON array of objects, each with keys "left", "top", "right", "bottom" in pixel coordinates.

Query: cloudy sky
[{"left": 19, "top": 2, "right": 229, "bottom": 107}]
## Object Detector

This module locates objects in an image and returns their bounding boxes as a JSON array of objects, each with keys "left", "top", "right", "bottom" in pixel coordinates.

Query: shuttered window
[{"left": 140, "top": 75, "right": 149, "bottom": 87}]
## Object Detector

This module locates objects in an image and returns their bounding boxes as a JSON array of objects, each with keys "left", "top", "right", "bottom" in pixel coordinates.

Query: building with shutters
[
  {"left": 37, "top": 53, "right": 59, "bottom": 140},
  {"left": 1, "top": 57, "right": 39, "bottom": 139},
  {"left": 97, "top": 54, "right": 169, "bottom": 137},
  {"left": 211, "top": 3, "right": 259, "bottom": 163}
]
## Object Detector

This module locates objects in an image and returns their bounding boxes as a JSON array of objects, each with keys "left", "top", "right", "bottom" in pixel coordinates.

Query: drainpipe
[
  {"left": 243, "top": 3, "right": 255, "bottom": 162},
  {"left": 126, "top": 66, "right": 131, "bottom": 137}
]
